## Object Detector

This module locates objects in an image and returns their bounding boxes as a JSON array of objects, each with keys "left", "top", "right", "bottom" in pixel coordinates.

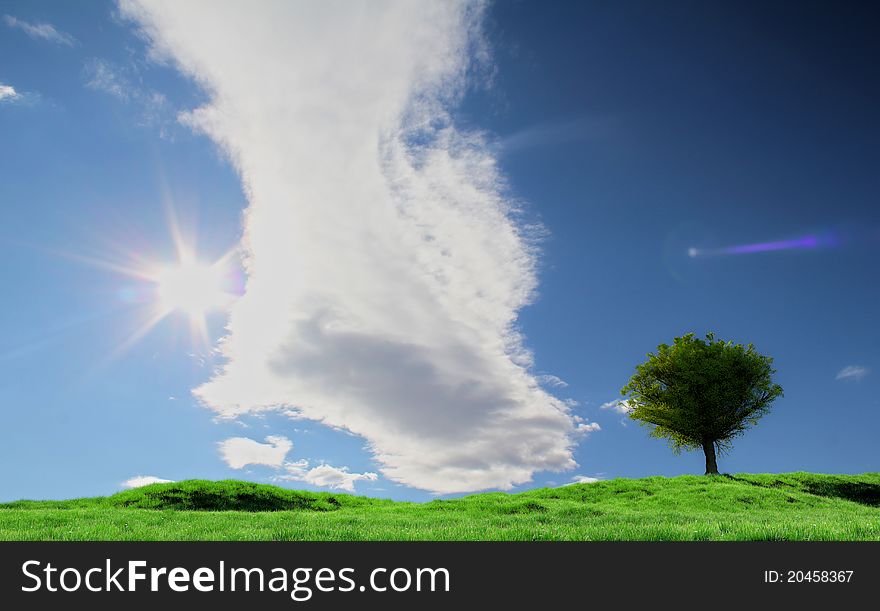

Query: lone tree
[{"left": 621, "top": 332, "right": 782, "bottom": 474}]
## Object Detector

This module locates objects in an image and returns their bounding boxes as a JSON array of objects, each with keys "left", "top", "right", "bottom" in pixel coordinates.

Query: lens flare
[
  {"left": 47, "top": 197, "right": 244, "bottom": 368},
  {"left": 688, "top": 233, "right": 836, "bottom": 258}
]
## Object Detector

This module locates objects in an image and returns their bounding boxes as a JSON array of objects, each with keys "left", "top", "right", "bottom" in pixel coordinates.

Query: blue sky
[{"left": 1, "top": 1, "right": 877, "bottom": 502}]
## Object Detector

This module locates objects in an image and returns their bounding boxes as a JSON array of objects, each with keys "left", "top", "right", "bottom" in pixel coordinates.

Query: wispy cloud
[
  {"left": 121, "top": 475, "right": 173, "bottom": 489},
  {"left": 84, "top": 58, "right": 173, "bottom": 133},
  {"left": 600, "top": 399, "right": 634, "bottom": 414},
  {"left": 278, "top": 461, "right": 379, "bottom": 493},
  {"left": 218, "top": 435, "right": 292, "bottom": 469},
  {"left": 4, "top": 15, "right": 77, "bottom": 46},
  {"left": 495, "top": 116, "right": 617, "bottom": 156},
  {"left": 85, "top": 58, "right": 132, "bottom": 100},
  {"left": 537, "top": 374, "right": 568, "bottom": 388},
  {"left": 122, "top": 0, "right": 589, "bottom": 494},
  {"left": 0, "top": 83, "right": 19, "bottom": 103},
  {"left": 836, "top": 365, "right": 869, "bottom": 381}
]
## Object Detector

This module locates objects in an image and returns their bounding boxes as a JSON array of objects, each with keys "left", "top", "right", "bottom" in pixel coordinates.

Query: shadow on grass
[
  {"left": 724, "top": 475, "right": 880, "bottom": 508},
  {"left": 800, "top": 481, "right": 880, "bottom": 507}
]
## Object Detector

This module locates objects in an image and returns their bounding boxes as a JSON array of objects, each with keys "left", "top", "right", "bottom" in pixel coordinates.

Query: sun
[
  {"left": 140, "top": 252, "right": 239, "bottom": 349},
  {"left": 66, "top": 203, "right": 244, "bottom": 363},
  {"left": 155, "top": 261, "right": 231, "bottom": 316}
]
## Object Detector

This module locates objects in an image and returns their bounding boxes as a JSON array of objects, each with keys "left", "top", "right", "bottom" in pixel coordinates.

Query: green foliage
[
  {"left": 109, "top": 480, "right": 343, "bottom": 512},
  {"left": 1, "top": 474, "right": 878, "bottom": 541},
  {"left": 621, "top": 332, "right": 783, "bottom": 455}
]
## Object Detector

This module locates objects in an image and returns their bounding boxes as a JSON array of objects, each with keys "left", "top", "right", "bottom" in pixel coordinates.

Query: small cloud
[
  {"left": 537, "top": 374, "right": 568, "bottom": 388},
  {"left": 278, "top": 461, "right": 378, "bottom": 493},
  {"left": 85, "top": 59, "right": 131, "bottom": 100},
  {"left": 121, "top": 475, "right": 173, "bottom": 489},
  {"left": 600, "top": 399, "right": 634, "bottom": 415},
  {"left": 574, "top": 419, "right": 601, "bottom": 435},
  {"left": 0, "top": 83, "right": 19, "bottom": 103},
  {"left": 566, "top": 475, "right": 602, "bottom": 485},
  {"left": 4, "top": 15, "right": 77, "bottom": 46},
  {"left": 836, "top": 365, "right": 869, "bottom": 381},
  {"left": 218, "top": 435, "right": 292, "bottom": 469},
  {"left": 0, "top": 82, "right": 39, "bottom": 106}
]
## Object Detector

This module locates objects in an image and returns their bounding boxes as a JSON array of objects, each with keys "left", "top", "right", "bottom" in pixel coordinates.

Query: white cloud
[
  {"left": 537, "top": 374, "right": 568, "bottom": 388},
  {"left": 218, "top": 435, "right": 292, "bottom": 469},
  {"left": 600, "top": 399, "right": 634, "bottom": 415},
  {"left": 573, "top": 417, "right": 600, "bottom": 435},
  {"left": 0, "top": 83, "right": 19, "bottom": 102},
  {"left": 0, "top": 82, "right": 39, "bottom": 106},
  {"left": 836, "top": 366, "right": 869, "bottom": 381},
  {"left": 121, "top": 0, "right": 588, "bottom": 494},
  {"left": 279, "top": 461, "right": 379, "bottom": 493},
  {"left": 568, "top": 475, "right": 601, "bottom": 484},
  {"left": 4, "top": 15, "right": 76, "bottom": 46},
  {"left": 122, "top": 475, "right": 173, "bottom": 489}
]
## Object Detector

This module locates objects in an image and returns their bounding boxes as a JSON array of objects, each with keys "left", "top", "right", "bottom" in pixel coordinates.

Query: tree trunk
[{"left": 702, "top": 439, "right": 719, "bottom": 475}]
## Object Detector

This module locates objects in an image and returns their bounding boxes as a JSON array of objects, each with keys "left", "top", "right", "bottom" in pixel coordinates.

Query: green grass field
[{"left": 1, "top": 472, "right": 877, "bottom": 541}]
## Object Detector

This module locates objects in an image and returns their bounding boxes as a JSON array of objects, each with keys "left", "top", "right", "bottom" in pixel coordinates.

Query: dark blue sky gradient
[{"left": 468, "top": 0, "right": 879, "bottom": 479}]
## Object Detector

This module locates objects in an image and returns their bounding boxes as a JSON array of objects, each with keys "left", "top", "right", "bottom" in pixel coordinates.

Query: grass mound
[
  {"left": 107, "top": 480, "right": 343, "bottom": 512},
  {"left": 1, "top": 472, "right": 877, "bottom": 541}
]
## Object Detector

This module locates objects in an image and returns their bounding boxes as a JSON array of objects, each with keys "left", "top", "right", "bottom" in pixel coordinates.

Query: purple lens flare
[{"left": 688, "top": 234, "right": 837, "bottom": 258}]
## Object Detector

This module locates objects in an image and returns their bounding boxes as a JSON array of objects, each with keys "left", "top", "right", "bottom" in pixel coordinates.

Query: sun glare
[
  {"left": 74, "top": 203, "right": 243, "bottom": 361},
  {"left": 156, "top": 261, "right": 231, "bottom": 316}
]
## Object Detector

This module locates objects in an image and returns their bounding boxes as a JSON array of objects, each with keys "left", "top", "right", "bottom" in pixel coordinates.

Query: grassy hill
[{"left": 1, "top": 472, "right": 878, "bottom": 541}]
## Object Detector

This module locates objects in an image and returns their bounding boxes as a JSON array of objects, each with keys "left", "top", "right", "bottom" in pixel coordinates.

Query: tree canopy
[{"left": 621, "top": 332, "right": 783, "bottom": 474}]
